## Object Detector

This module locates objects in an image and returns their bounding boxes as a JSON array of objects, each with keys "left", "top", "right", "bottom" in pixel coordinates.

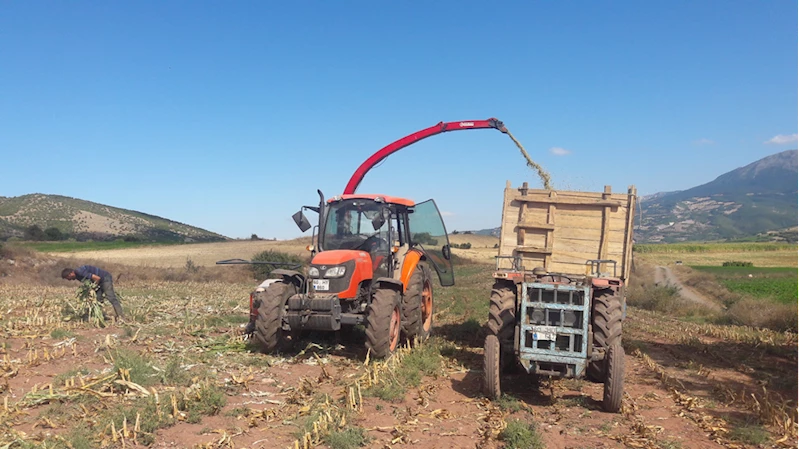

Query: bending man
[{"left": 61, "top": 265, "right": 125, "bottom": 320}]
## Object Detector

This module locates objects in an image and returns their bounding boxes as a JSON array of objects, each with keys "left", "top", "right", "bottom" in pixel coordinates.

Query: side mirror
[
  {"left": 292, "top": 210, "right": 312, "bottom": 233},
  {"left": 442, "top": 244, "right": 451, "bottom": 260},
  {"left": 371, "top": 213, "right": 386, "bottom": 231}
]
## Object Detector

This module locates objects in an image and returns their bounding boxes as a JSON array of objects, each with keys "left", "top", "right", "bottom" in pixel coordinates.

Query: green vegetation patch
[
  {"left": 250, "top": 249, "right": 308, "bottom": 280},
  {"left": 693, "top": 266, "right": 797, "bottom": 304},
  {"left": 499, "top": 419, "right": 545, "bottom": 449}
]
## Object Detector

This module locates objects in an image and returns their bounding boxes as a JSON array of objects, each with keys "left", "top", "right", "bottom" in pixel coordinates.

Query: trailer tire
[
  {"left": 483, "top": 334, "right": 501, "bottom": 399},
  {"left": 365, "top": 288, "right": 402, "bottom": 359},
  {"left": 402, "top": 263, "right": 433, "bottom": 342},
  {"left": 602, "top": 340, "right": 625, "bottom": 413},
  {"left": 587, "top": 289, "right": 623, "bottom": 382},
  {"left": 253, "top": 282, "right": 296, "bottom": 353}
]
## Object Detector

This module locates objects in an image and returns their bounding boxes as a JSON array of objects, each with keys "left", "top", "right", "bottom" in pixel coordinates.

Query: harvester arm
[{"left": 343, "top": 118, "right": 508, "bottom": 195}]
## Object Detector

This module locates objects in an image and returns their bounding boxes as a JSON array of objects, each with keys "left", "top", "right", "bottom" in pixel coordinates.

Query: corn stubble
[{"left": 65, "top": 280, "right": 106, "bottom": 328}]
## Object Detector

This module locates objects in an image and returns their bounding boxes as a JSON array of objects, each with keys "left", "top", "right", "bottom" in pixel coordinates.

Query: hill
[
  {"left": 0, "top": 194, "right": 227, "bottom": 242},
  {"left": 636, "top": 150, "right": 798, "bottom": 243}
]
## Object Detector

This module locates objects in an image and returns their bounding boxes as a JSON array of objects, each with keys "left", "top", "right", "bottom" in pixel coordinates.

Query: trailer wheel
[
  {"left": 587, "top": 289, "right": 623, "bottom": 381},
  {"left": 483, "top": 334, "right": 501, "bottom": 399},
  {"left": 402, "top": 263, "right": 433, "bottom": 342},
  {"left": 602, "top": 340, "right": 625, "bottom": 412},
  {"left": 365, "top": 288, "right": 401, "bottom": 358},
  {"left": 253, "top": 282, "right": 296, "bottom": 353}
]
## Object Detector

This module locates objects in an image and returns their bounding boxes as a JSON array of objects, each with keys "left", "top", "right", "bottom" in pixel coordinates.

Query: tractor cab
[{"left": 295, "top": 193, "right": 454, "bottom": 298}]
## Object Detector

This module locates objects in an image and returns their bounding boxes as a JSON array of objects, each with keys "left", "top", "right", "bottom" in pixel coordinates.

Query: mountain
[
  {"left": 636, "top": 150, "right": 798, "bottom": 243},
  {"left": 0, "top": 194, "right": 228, "bottom": 242}
]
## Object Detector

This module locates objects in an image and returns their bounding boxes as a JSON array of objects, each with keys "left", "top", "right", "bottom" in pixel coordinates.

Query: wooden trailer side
[{"left": 497, "top": 181, "right": 637, "bottom": 280}]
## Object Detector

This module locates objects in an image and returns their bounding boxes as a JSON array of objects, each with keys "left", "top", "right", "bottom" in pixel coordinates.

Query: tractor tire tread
[
  {"left": 487, "top": 283, "right": 516, "bottom": 344},
  {"left": 253, "top": 282, "right": 295, "bottom": 353},
  {"left": 587, "top": 290, "right": 623, "bottom": 381},
  {"left": 402, "top": 263, "right": 432, "bottom": 341},
  {"left": 365, "top": 288, "right": 400, "bottom": 359}
]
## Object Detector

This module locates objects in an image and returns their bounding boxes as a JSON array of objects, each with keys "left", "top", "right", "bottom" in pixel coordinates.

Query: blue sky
[{"left": 1, "top": 1, "right": 796, "bottom": 239}]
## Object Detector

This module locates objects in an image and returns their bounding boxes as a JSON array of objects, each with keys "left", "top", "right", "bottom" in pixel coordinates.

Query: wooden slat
[
  {"left": 598, "top": 186, "right": 612, "bottom": 266},
  {"left": 622, "top": 186, "right": 637, "bottom": 280},
  {"left": 512, "top": 196, "right": 622, "bottom": 208},
  {"left": 517, "top": 223, "right": 556, "bottom": 230},
  {"left": 516, "top": 246, "right": 553, "bottom": 254},
  {"left": 545, "top": 190, "right": 556, "bottom": 270}
]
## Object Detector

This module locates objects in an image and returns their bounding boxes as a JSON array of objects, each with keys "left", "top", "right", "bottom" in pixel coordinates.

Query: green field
[
  {"left": 17, "top": 240, "right": 182, "bottom": 252},
  {"left": 634, "top": 242, "right": 797, "bottom": 253},
  {"left": 692, "top": 266, "right": 798, "bottom": 304}
]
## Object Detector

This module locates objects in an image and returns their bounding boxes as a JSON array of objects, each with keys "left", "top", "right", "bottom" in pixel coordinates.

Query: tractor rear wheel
[
  {"left": 365, "top": 288, "right": 402, "bottom": 359},
  {"left": 483, "top": 334, "right": 501, "bottom": 399},
  {"left": 402, "top": 263, "right": 433, "bottom": 342},
  {"left": 587, "top": 289, "right": 623, "bottom": 382},
  {"left": 487, "top": 282, "right": 517, "bottom": 371},
  {"left": 602, "top": 340, "right": 625, "bottom": 412},
  {"left": 253, "top": 282, "right": 296, "bottom": 353}
]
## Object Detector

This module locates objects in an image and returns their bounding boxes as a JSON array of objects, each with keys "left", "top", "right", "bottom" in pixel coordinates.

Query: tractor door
[{"left": 409, "top": 199, "right": 454, "bottom": 286}]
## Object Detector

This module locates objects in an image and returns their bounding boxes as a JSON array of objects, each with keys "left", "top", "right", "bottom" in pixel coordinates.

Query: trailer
[{"left": 484, "top": 181, "right": 637, "bottom": 412}]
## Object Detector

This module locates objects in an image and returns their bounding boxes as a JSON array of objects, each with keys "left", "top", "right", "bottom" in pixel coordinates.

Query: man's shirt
[{"left": 74, "top": 265, "right": 111, "bottom": 282}]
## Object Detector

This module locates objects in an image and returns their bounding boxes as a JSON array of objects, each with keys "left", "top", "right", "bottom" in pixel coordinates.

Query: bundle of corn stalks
[{"left": 66, "top": 280, "right": 106, "bottom": 328}]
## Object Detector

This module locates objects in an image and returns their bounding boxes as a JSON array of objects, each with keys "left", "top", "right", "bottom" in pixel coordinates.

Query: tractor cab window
[
  {"left": 409, "top": 199, "right": 454, "bottom": 287},
  {"left": 323, "top": 200, "right": 390, "bottom": 254}
]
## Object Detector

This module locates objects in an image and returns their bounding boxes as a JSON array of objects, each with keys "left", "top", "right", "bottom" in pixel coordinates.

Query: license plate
[
  {"left": 312, "top": 279, "right": 329, "bottom": 291},
  {"left": 532, "top": 326, "right": 558, "bottom": 341}
]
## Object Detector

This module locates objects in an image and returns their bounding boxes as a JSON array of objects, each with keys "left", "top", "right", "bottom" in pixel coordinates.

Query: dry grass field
[
  {"left": 51, "top": 235, "right": 501, "bottom": 269},
  {"left": 45, "top": 239, "right": 313, "bottom": 269},
  {"left": 635, "top": 249, "right": 797, "bottom": 268}
]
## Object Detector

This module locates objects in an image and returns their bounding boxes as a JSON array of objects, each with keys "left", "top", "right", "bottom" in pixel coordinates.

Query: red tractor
[{"left": 250, "top": 192, "right": 453, "bottom": 357}]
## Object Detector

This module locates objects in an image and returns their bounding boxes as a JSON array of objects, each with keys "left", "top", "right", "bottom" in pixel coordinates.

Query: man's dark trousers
[{"left": 98, "top": 275, "right": 125, "bottom": 318}]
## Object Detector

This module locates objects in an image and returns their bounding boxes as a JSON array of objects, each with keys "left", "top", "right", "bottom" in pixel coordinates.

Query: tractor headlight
[
  {"left": 324, "top": 266, "right": 347, "bottom": 278},
  {"left": 308, "top": 267, "right": 320, "bottom": 277}
]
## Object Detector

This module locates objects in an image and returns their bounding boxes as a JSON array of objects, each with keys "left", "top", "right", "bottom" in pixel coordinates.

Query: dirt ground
[{"left": 0, "top": 286, "right": 795, "bottom": 448}]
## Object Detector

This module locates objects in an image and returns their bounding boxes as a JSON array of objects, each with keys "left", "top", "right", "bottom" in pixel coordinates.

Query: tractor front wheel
[
  {"left": 253, "top": 282, "right": 296, "bottom": 353},
  {"left": 483, "top": 334, "right": 501, "bottom": 399},
  {"left": 602, "top": 340, "right": 625, "bottom": 412},
  {"left": 587, "top": 289, "right": 623, "bottom": 382},
  {"left": 365, "top": 288, "right": 402, "bottom": 359},
  {"left": 487, "top": 282, "right": 517, "bottom": 372},
  {"left": 402, "top": 263, "right": 433, "bottom": 342}
]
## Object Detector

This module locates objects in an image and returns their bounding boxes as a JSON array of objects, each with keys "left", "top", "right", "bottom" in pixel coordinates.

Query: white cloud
[
  {"left": 549, "top": 147, "right": 571, "bottom": 156},
  {"left": 764, "top": 133, "right": 798, "bottom": 145},
  {"left": 693, "top": 138, "right": 715, "bottom": 146},
  {"left": 440, "top": 211, "right": 454, "bottom": 217}
]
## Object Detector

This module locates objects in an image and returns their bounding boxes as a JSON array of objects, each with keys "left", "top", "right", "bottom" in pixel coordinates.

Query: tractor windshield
[{"left": 322, "top": 199, "right": 390, "bottom": 252}]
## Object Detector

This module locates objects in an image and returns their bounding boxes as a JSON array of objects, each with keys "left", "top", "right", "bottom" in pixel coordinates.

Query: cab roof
[{"left": 328, "top": 194, "right": 414, "bottom": 207}]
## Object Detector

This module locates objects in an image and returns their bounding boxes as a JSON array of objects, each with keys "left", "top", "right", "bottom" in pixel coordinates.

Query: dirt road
[{"left": 655, "top": 265, "right": 723, "bottom": 312}]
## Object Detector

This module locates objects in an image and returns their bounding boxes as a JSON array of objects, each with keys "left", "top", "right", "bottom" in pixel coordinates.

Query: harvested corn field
[{"left": 0, "top": 252, "right": 796, "bottom": 448}]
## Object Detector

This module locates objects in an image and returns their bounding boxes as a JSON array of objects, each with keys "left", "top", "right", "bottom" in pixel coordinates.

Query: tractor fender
[
  {"left": 373, "top": 277, "right": 403, "bottom": 293},
  {"left": 399, "top": 249, "right": 424, "bottom": 293},
  {"left": 272, "top": 269, "right": 305, "bottom": 288}
]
